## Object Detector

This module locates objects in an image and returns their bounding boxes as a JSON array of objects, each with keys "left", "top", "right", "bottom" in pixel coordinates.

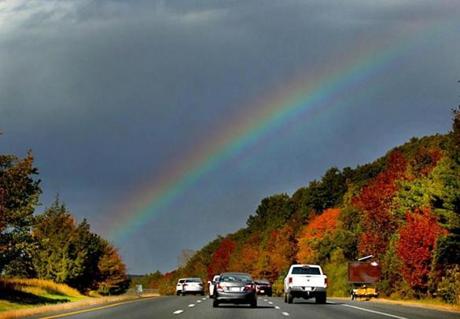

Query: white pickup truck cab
[{"left": 283, "top": 264, "right": 327, "bottom": 304}]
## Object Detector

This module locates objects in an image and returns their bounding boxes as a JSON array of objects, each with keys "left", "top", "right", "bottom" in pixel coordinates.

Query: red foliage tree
[
  {"left": 207, "top": 238, "right": 236, "bottom": 278},
  {"left": 353, "top": 150, "right": 407, "bottom": 257},
  {"left": 396, "top": 208, "right": 446, "bottom": 292}
]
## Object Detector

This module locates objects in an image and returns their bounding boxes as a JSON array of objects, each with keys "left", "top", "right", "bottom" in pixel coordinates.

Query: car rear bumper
[
  {"left": 288, "top": 286, "right": 326, "bottom": 297},
  {"left": 216, "top": 291, "right": 256, "bottom": 303}
]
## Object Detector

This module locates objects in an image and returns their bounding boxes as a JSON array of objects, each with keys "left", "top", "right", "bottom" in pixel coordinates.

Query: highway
[{"left": 36, "top": 296, "right": 460, "bottom": 319}]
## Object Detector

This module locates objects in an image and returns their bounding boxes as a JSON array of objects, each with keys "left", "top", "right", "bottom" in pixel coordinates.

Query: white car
[
  {"left": 284, "top": 264, "right": 327, "bottom": 304},
  {"left": 208, "top": 275, "right": 220, "bottom": 298},
  {"left": 176, "top": 278, "right": 186, "bottom": 296},
  {"left": 180, "top": 278, "right": 204, "bottom": 296}
]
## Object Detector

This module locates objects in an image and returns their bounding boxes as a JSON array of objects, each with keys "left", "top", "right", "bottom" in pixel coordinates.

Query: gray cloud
[{"left": 1, "top": 0, "right": 459, "bottom": 273}]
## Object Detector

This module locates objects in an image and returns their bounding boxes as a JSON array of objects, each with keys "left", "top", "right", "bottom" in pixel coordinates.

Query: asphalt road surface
[{"left": 37, "top": 296, "right": 460, "bottom": 319}]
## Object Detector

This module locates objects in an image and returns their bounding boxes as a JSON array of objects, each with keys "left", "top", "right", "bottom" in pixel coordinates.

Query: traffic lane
[
  {"left": 270, "top": 296, "right": 460, "bottom": 319},
  {"left": 178, "top": 297, "right": 282, "bottom": 319},
  {"left": 37, "top": 296, "right": 204, "bottom": 319}
]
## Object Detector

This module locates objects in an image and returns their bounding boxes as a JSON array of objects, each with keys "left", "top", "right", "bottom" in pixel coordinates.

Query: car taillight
[
  {"left": 217, "top": 283, "right": 224, "bottom": 292},
  {"left": 324, "top": 277, "right": 328, "bottom": 287},
  {"left": 288, "top": 277, "right": 292, "bottom": 284},
  {"left": 183, "top": 283, "right": 188, "bottom": 287},
  {"left": 244, "top": 284, "right": 255, "bottom": 291}
]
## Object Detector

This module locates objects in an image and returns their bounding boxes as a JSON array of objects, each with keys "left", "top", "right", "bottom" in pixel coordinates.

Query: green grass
[{"left": 0, "top": 278, "right": 86, "bottom": 313}]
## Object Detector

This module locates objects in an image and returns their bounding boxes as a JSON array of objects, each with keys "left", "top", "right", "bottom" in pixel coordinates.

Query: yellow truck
[{"left": 348, "top": 260, "right": 381, "bottom": 301}]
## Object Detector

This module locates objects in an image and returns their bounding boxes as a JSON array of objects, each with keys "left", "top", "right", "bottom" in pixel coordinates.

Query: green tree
[
  {"left": 32, "top": 199, "right": 87, "bottom": 284},
  {"left": 0, "top": 151, "right": 41, "bottom": 276}
]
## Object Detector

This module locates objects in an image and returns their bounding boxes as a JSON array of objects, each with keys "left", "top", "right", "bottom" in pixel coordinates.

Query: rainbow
[{"left": 105, "top": 20, "right": 445, "bottom": 242}]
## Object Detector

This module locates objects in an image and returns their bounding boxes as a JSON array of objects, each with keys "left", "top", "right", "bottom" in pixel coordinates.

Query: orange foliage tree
[
  {"left": 396, "top": 208, "right": 446, "bottom": 292},
  {"left": 262, "top": 225, "right": 297, "bottom": 281},
  {"left": 353, "top": 150, "right": 407, "bottom": 257},
  {"left": 229, "top": 234, "right": 261, "bottom": 275},
  {"left": 207, "top": 238, "right": 236, "bottom": 278},
  {"left": 296, "top": 208, "right": 341, "bottom": 263}
]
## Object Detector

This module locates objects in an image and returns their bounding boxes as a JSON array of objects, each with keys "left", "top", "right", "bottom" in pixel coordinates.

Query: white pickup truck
[{"left": 283, "top": 264, "right": 327, "bottom": 304}]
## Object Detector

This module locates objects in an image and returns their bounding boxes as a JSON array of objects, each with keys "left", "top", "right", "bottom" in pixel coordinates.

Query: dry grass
[
  {"left": 0, "top": 279, "right": 82, "bottom": 298},
  {"left": 369, "top": 297, "right": 460, "bottom": 313}
]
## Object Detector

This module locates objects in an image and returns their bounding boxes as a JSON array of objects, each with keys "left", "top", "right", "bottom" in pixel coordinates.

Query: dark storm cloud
[{"left": 1, "top": 0, "right": 459, "bottom": 273}]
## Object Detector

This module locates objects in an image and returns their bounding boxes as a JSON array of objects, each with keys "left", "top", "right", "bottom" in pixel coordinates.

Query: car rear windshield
[
  {"left": 185, "top": 278, "right": 202, "bottom": 283},
  {"left": 220, "top": 274, "right": 253, "bottom": 283},
  {"left": 292, "top": 266, "right": 321, "bottom": 275}
]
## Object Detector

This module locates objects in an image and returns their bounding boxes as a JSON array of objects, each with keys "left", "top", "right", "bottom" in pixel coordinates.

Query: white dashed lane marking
[
  {"left": 268, "top": 301, "right": 273, "bottom": 305},
  {"left": 188, "top": 304, "right": 195, "bottom": 308},
  {"left": 173, "top": 310, "right": 184, "bottom": 315},
  {"left": 197, "top": 300, "right": 202, "bottom": 303},
  {"left": 275, "top": 306, "right": 280, "bottom": 309},
  {"left": 342, "top": 304, "right": 408, "bottom": 319},
  {"left": 281, "top": 312, "right": 290, "bottom": 316}
]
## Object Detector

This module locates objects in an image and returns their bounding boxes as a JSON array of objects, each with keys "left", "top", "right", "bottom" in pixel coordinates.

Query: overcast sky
[{"left": 1, "top": 0, "right": 459, "bottom": 274}]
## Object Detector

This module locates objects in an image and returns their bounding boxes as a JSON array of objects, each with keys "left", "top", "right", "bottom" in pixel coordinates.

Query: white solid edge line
[
  {"left": 281, "top": 312, "right": 290, "bottom": 316},
  {"left": 173, "top": 310, "right": 184, "bottom": 315},
  {"left": 342, "top": 304, "right": 408, "bottom": 319}
]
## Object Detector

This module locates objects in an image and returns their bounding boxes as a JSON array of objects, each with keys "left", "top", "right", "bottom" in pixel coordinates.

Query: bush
[{"left": 437, "top": 266, "right": 460, "bottom": 304}]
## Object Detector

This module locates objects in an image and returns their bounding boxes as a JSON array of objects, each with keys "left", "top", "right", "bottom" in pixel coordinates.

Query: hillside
[{"left": 146, "top": 110, "right": 460, "bottom": 304}]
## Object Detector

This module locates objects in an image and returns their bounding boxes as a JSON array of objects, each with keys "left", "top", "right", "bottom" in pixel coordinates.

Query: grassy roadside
[
  {"left": 0, "top": 295, "right": 156, "bottom": 319},
  {"left": 0, "top": 278, "right": 158, "bottom": 319}
]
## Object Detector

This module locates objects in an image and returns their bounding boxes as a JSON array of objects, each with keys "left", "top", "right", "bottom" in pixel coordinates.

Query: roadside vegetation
[
  {"left": 0, "top": 278, "right": 84, "bottom": 312},
  {"left": 0, "top": 145, "right": 129, "bottom": 311},
  {"left": 140, "top": 108, "right": 460, "bottom": 305}
]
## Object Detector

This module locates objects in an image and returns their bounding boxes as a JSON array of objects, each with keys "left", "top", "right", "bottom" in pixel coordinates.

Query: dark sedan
[
  {"left": 255, "top": 279, "right": 272, "bottom": 296},
  {"left": 213, "top": 272, "right": 257, "bottom": 308}
]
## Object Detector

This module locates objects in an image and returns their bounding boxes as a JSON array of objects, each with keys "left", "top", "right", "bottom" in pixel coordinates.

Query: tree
[
  {"left": 0, "top": 151, "right": 41, "bottom": 275},
  {"left": 96, "top": 240, "right": 129, "bottom": 295},
  {"left": 396, "top": 208, "right": 446, "bottom": 293},
  {"left": 207, "top": 238, "right": 236, "bottom": 278},
  {"left": 32, "top": 199, "right": 87, "bottom": 284},
  {"left": 353, "top": 150, "right": 407, "bottom": 257},
  {"left": 296, "top": 208, "right": 341, "bottom": 263}
]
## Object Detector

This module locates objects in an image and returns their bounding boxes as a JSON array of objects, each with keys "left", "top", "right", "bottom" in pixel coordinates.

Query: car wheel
[
  {"left": 287, "top": 292, "right": 294, "bottom": 304},
  {"left": 250, "top": 299, "right": 257, "bottom": 308},
  {"left": 176, "top": 291, "right": 180, "bottom": 296},
  {"left": 315, "top": 292, "right": 327, "bottom": 304},
  {"left": 284, "top": 293, "right": 287, "bottom": 303},
  {"left": 213, "top": 300, "right": 219, "bottom": 308},
  {"left": 267, "top": 292, "right": 272, "bottom": 297}
]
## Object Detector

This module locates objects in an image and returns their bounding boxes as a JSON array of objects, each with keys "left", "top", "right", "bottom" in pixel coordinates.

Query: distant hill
[{"left": 149, "top": 110, "right": 460, "bottom": 304}]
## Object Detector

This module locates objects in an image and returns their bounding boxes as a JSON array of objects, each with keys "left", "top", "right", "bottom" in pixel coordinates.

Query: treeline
[
  {"left": 0, "top": 152, "right": 128, "bottom": 295},
  {"left": 144, "top": 108, "right": 460, "bottom": 304}
]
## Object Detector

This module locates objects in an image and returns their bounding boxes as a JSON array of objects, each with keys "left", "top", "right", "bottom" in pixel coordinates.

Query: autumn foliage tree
[
  {"left": 396, "top": 208, "right": 446, "bottom": 293},
  {"left": 296, "top": 208, "right": 341, "bottom": 263},
  {"left": 353, "top": 150, "right": 407, "bottom": 257},
  {"left": 96, "top": 240, "right": 129, "bottom": 295},
  {"left": 207, "top": 238, "right": 236, "bottom": 278}
]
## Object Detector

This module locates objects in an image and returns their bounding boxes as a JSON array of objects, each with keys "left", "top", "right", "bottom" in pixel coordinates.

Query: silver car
[{"left": 213, "top": 272, "right": 257, "bottom": 308}]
